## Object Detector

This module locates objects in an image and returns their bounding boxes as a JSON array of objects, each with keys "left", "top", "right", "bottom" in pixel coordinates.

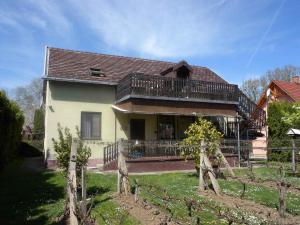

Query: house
[
  {"left": 257, "top": 76, "right": 300, "bottom": 110},
  {"left": 250, "top": 76, "right": 300, "bottom": 158},
  {"left": 43, "top": 47, "right": 264, "bottom": 169}
]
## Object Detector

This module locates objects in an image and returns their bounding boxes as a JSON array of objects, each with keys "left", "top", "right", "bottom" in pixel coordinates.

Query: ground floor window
[
  {"left": 81, "top": 112, "right": 101, "bottom": 139},
  {"left": 158, "top": 115, "right": 175, "bottom": 140}
]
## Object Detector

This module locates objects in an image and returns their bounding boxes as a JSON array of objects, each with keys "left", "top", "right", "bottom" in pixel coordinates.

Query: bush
[
  {"left": 0, "top": 91, "right": 24, "bottom": 169},
  {"left": 33, "top": 108, "right": 44, "bottom": 139},
  {"left": 267, "top": 102, "right": 300, "bottom": 147},
  {"left": 52, "top": 124, "right": 91, "bottom": 176},
  {"left": 268, "top": 151, "right": 292, "bottom": 162}
]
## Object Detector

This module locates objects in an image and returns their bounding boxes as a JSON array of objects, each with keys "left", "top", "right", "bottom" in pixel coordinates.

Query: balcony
[{"left": 116, "top": 73, "right": 239, "bottom": 104}]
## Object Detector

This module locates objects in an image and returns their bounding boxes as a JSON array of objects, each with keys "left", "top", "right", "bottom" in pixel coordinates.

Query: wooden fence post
[
  {"left": 199, "top": 141, "right": 205, "bottom": 191},
  {"left": 81, "top": 165, "right": 87, "bottom": 220},
  {"left": 278, "top": 181, "right": 287, "bottom": 218},
  {"left": 69, "top": 139, "right": 78, "bottom": 225},
  {"left": 117, "top": 140, "right": 130, "bottom": 195}
]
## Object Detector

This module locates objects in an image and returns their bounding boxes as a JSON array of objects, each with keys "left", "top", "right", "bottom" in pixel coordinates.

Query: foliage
[
  {"left": 241, "top": 65, "right": 300, "bottom": 102},
  {"left": 33, "top": 108, "right": 44, "bottom": 138},
  {"left": 13, "top": 78, "right": 43, "bottom": 126},
  {"left": 268, "top": 151, "right": 292, "bottom": 162},
  {"left": 181, "top": 117, "right": 222, "bottom": 167},
  {"left": 267, "top": 102, "right": 300, "bottom": 147},
  {"left": 0, "top": 90, "right": 24, "bottom": 169},
  {"left": 52, "top": 124, "right": 91, "bottom": 176}
]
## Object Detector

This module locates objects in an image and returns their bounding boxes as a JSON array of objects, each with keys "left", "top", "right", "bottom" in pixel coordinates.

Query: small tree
[
  {"left": 182, "top": 117, "right": 223, "bottom": 169},
  {"left": 52, "top": 124, "right": 91, "bottom": 176},
  {"left": 33, "top": 108, "right": 44, "bottom": 139}
]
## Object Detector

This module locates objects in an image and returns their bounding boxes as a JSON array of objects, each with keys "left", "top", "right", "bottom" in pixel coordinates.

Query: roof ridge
[{"left": 47, "top": 46, "right": 210, "bottom": 70}]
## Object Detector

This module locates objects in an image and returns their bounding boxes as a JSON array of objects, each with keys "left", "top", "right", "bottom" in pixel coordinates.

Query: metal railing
[{"left": 103, "top": 139, "right": 253, "bottom": 165}]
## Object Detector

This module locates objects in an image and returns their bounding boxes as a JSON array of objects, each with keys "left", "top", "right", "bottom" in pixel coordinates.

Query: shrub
[
  {"left": 52, "top": 124, "right": 91, "bottom": 176},
  {"left": 33, "top": 108, "right": 44, "bottom": 139},
  {"left": 0, "top": 91, "right": 24, "bottom": 169},
  {"left": 181, "top": 117, "right": 223, "bottom": 169}
]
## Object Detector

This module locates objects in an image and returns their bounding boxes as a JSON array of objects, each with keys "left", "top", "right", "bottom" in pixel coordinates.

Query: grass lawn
[
  {"left": 1, "top": 159, "right": 300, "bottom": 225},
  {"left": 0, "top": 159, "right": 139, "bottom": 225}
]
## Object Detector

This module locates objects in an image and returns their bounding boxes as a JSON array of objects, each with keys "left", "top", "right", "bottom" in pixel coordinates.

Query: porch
[{"left": 103, "top": 139, "right": 251, "bottom": 172}]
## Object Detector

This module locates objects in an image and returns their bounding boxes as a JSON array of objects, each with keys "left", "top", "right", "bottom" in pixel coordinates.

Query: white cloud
[{"left": 68, "top": 0, "right": 272, "bottom": 58}]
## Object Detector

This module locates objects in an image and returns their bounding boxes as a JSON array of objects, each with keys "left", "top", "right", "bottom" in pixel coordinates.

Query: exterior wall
[
  {"left": 44, "top": 81, "right": 117, "bottom": 167},
  {"left": 116, "top": 112, "right": 157, "bottom": 140}
]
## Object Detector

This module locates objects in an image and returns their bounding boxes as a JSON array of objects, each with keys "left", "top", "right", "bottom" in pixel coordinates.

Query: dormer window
[
  {"left": 174, "top": 60, "right": 192, "bottom": 79},
  {"left": 90, "top": 68, "right": 105, "bottom": 77}
]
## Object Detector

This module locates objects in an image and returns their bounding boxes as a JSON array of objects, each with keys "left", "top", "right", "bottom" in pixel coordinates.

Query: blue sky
[{"left": 0, "top": 0, "right": 299, "bottom": 90}]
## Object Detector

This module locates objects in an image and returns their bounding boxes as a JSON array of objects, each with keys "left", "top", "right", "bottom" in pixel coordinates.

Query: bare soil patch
[
  {"left": 200, "top": 190, "right": 300, "bottom": 225},
  {"left": 114, "top": 194, "right": 179, "bottom": 225}
]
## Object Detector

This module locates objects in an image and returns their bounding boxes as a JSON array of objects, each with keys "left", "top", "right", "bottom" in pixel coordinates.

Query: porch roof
[{"left": 112, "top": 99, "right": 237, "bottom": 117}]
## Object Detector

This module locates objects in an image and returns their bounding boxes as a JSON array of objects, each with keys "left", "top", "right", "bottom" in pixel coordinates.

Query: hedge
[{"left": 0, "top": 91, "right": 24, "bottom": 169}]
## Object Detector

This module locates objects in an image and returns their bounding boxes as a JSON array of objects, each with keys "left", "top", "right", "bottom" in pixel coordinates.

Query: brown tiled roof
[
  {"left": 46, "top": 47, "right": 227, "bottom": 84},
  {"left": 273, "top": 80, "right": 300, "bottom": 101}
]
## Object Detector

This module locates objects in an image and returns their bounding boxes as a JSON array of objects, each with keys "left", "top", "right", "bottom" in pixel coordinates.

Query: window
[{"left": 81, "top": 112, "right": 101, "bottom": 139}]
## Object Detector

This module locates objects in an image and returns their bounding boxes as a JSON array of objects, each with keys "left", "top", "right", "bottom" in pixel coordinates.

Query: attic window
[{"left": 90, "top": 68, "right": 105, "bottom": 77}]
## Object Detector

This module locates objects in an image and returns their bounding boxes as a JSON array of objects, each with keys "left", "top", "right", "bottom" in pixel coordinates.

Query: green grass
[
  {"left": 219, "top": 179, "right": 300, "bottom": 215},
  {"left": 1, "top": 160, "right": 299, "bottom": 224},
  {"left": 0, "top": 160, "right": 139, "bottom": 225},
  {"left": 231, "top": 165, "right": 300, "bottom": 189}
]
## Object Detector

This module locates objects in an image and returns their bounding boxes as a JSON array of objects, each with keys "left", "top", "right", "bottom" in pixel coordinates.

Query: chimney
[{"left": 291, "top": 76, "right": 299, "bottom": 84}]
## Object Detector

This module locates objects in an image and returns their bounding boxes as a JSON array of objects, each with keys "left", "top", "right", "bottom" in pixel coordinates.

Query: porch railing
[
  {"left": 103, "top": 140, "right": 253, "bottom": 165},
  {"left": 103, "top": 142, "right": 118, "bottom": 164}
]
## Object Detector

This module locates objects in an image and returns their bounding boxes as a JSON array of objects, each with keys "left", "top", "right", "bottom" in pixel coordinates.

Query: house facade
[{"left": 43, "top": 47, "right": 264, "bottom": 168}]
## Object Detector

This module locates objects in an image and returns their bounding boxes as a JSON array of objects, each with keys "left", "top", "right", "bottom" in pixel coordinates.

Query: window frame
[{"left": 80, "top": 111, "right": 102, "bottom": 140}]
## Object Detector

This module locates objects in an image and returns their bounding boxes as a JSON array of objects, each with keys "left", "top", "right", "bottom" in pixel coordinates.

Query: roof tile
[{"left": 47, "top": 47, "right": 227, "bottom": 84}]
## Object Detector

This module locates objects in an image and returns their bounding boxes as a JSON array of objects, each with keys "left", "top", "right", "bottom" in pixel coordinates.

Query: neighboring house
[
  {"left": 251, "top": 76, "right": 300, "bottom": 158},
  {"left": 257, "top": 76, "right": 300, "bottom": 110},
  {"left": 43, "top": 47, "right": 264, "bottom": 169}
]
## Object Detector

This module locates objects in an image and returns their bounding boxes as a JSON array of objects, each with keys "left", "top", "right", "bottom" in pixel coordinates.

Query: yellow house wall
[
  {"left": 115, "top": 112, "right": 157, "bottom": 140},
  {"left": 44, "top": 81, "right": 118, "bottom": 163}
]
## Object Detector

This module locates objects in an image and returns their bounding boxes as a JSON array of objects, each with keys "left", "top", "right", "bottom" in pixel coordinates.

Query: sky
[{"left": 0, "top": 0, "right": 299, "bottom": 91}]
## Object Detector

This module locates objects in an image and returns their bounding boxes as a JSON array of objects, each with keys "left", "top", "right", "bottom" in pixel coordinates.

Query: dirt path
[
  {"left": 114, "top": 194, "right": 179, "bottom": 225},
  {"left": 200, "top": 190, "right": 300, "bottom": 225}
]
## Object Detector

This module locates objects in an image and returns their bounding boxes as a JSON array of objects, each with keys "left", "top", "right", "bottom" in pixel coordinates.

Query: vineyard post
[
  {"left": 278, "top": 181, "right": 287, "bottom": 218},
  {"left": 69, "top": 139, "right": 78, "bottom": 225},
  {"left": 81, "top": 165, "right": 87, "bottom": 219},
  {"left": 199, "top": 141, "right": 205, "bottom": 191}
]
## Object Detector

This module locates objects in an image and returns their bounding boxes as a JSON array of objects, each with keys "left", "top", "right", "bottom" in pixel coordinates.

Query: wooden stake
[
  {"left": 69, "top": 140, "right": 78, "bottom": 225},
  {"left": 278, "top": 181, "right": 287, "bottom": 218},
  {"left": 81, "top": 166, "right": 87, "bottom": 220},
  {"left": 199, "top": 142, "right": 205, "bottom": 191},
  {"left": 203, "top": 154, "right": 221, "bottom": 196},
  {"left": 216, "top": 147, "right": 235, "bottom": 177},
  {"left": 117, "top": 140, "right": 130, "bottom": 195}
]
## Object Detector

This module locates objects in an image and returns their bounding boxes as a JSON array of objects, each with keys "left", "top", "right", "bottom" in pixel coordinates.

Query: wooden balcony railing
[
  {"left": 116, "top": 73, "right": 239, "bottom": 103},
  {"left": 116, "top": 73, "right": 266, "bottom": 129}
]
